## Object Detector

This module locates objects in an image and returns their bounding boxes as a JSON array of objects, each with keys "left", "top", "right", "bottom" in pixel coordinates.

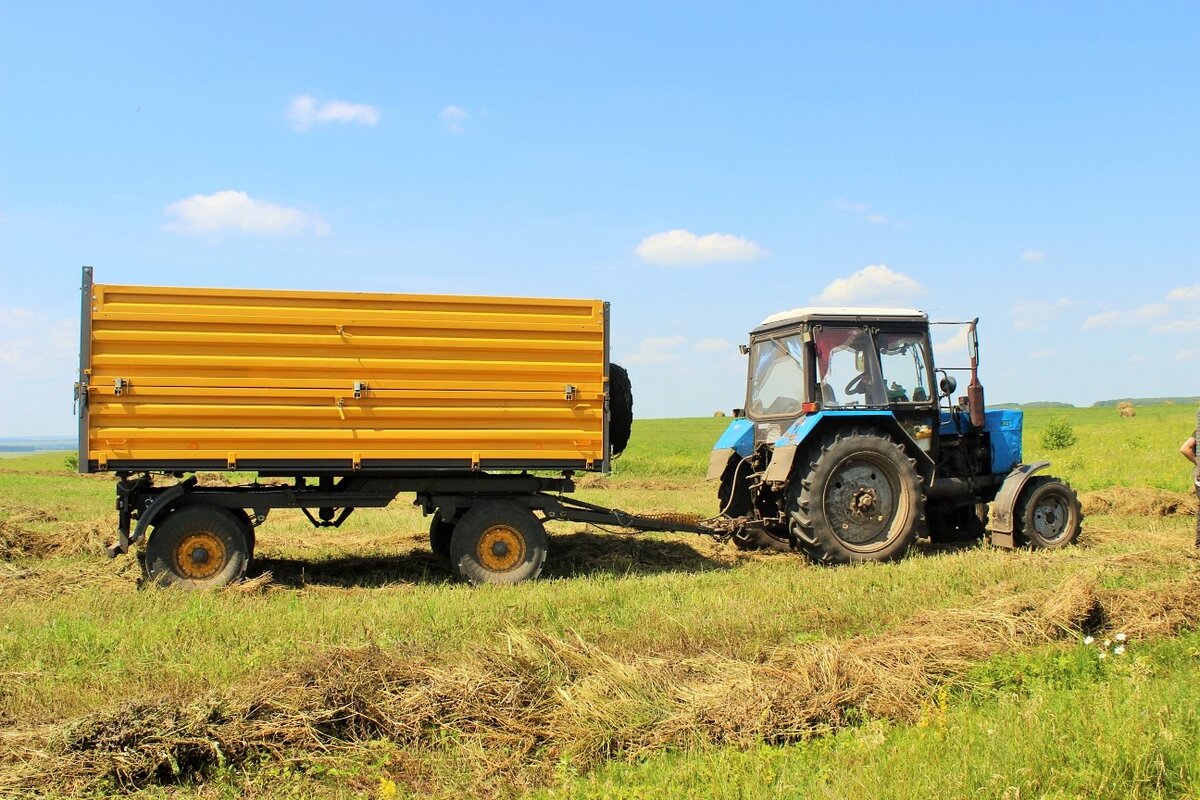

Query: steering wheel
[{"left": 845, "top": 372, "right": 870, "bottom": 395}]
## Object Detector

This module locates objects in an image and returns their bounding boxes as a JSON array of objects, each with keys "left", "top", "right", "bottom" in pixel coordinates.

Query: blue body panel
[
  {"left": 713, "top": 417, "right": 755, "bottom": 457},
  {"left": 775, "top": 410, "right": 894, "bottom": 448},
  {"left": 713, "top": 410, "right": 900, "bottom": 457},
  {"left": 938, "top": 408, "right": 1023, "bottom": 474}
]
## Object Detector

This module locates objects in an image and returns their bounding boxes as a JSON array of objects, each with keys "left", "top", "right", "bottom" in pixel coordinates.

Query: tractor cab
[{"left": 742, "top": 307, "right": 940, "bottom": 453}]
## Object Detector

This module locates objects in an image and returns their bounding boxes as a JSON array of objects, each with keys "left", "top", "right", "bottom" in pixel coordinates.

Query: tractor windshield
[{"left": 747, "top": 334, "right": 806, "bottom": 418}]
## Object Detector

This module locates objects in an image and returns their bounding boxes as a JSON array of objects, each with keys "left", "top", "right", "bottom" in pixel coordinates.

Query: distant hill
[
  {"left": 991, "top": 401, "right": 1076, "bottom": 410},
  {"left": 0, "top": 437, "right": 76, "bottom": 452},
  {"left": 1092, "top": 397, "right": 1200, "bottom": 408}
]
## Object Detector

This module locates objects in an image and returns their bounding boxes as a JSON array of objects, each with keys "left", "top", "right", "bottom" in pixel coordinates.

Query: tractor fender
[
  {"left": 989, "top": 461, "right": 1051, "bottom": 539},
  {"left": 765, "top": 411, "right": 934, "bottom": 484},
  {"left": 707, "top": 418, "right": 755, "bottom": 480}
]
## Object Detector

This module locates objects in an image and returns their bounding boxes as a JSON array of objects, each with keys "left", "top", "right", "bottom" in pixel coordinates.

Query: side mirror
[
  {"left": 738, "top": 344, "right": 750, "bottom": 355},
  {"left": 939, "top": 375, "right": 958, "bottom": 397},
  {"left": 733, "top": 407, "right": 746, "bottom": 418}
]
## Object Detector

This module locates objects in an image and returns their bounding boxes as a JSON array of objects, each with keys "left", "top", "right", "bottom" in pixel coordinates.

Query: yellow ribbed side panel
[{"left": 84, "top": 282, "right": 607, "bottom": 471}]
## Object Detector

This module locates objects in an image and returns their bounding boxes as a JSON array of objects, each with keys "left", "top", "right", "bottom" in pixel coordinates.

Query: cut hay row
[{"left": 2, "top": 567, "right": 1197, "bottom": 797}]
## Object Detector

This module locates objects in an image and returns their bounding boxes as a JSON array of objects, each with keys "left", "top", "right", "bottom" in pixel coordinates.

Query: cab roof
[{"left": 752, "top": 306, "right": 929, "bottom": 335}]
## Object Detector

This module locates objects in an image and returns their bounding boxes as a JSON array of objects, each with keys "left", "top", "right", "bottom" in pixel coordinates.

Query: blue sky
[{"left": 2, "top": 2, "right": 1198, "bottom": 437}]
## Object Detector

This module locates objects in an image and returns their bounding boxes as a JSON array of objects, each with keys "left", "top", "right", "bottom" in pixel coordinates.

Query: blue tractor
[{"left": 708, "top": 307, "right": 1081, "bottom": 563}]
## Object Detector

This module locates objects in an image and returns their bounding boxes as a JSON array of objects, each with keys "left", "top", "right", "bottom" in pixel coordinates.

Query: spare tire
[{"left": 609, "top": 363, "right": 633, "bottom": 457}]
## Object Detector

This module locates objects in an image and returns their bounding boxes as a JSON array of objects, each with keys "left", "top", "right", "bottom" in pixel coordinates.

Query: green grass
[{"left": 0, "top": 406, "right": 1198, "bottom": 797}]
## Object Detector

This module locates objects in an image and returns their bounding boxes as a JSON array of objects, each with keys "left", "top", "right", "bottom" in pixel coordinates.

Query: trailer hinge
[
  {"left": 353, "top": 381, "right": 367, "bottom": 399},
  {"left": 73, "top": 380, "right": 88, "bottom": 415},
  {"left": 227, "top": 452, "right": 237, "bottom": 470},
  {"left": 97, "top": 453, "right": 108, "bottom": 471},
  {"left": 352, "top": 452, "right": 361, "bottom": 471},
  {"left": 471, "top": 452, "right": 481, "bottom": 471},
  {"left": 564, "top": 384, "right": 577, "bottom": 401},
  {"left": 113, "top": 378, "right": 127, "bottom": 396}
]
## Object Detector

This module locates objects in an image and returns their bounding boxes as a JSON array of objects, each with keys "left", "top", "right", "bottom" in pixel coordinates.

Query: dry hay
[
  {"left": 0, "top": 518, "right": 110, "bottom": 562},
  {"left": 1081, "top": 487, "right": 1196, "bottom": 518},
  {"left": 1117, "top": 400, "right": 1136, "bottom": 418},
  {"left": 6, "top": 567, "right": 1200, "bottom": 797}
]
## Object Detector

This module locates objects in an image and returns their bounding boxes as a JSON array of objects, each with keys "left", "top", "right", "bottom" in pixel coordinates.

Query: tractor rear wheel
[
  {"left": 789, "top": 428, "right": 924, "bottom": 564},
  {"left": 450, "top": 502, "right": 548, "bottom": 585},
  {"left": 1014, "top": 477, "right": 1081, "bottom": 549},
  {"left": 144, "top": 505, "right": 251, "bottom": 589}
]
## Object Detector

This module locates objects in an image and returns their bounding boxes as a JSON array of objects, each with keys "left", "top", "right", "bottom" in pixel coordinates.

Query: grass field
[{"left": 1, "top": 405, "right": 1198, "bottom": 798}]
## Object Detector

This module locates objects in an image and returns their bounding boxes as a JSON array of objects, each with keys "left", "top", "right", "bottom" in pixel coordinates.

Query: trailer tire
[
  {"left": 429, "top": 512, "right": 460, "bottom": 557},
  {"left": 789, "top": 427, "right": 924, "bottom": 564},
  {"left": 1014, "top": 477, "right": 1081, "bottom": 550},
  {"left": 609, "top": 363, "right": 633, "bottom": 457},
  {"left": 144, "top": 505, "right": 251, "bottom": 589},
  {"left": 450, "top": 502, "right": 548, "bottom": 585}
]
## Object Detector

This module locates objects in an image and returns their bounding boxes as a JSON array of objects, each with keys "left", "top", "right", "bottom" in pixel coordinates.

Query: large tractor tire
[
  {"left": 1013, "top": 477, "right": 1082, "bottom": 550},
  {"left": 144, "top": 505, "right": 252, "bottom": 589},
  {"left": 609, "top": 363, "right": 633, "bottom": 458},
  {"left": 450, "top": 502, "right": 549, "bottom": 585},
  {"left": 789, "top": 427, "right": 925, "bottom": 564}
]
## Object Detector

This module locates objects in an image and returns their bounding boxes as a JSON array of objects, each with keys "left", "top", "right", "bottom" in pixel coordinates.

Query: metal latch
[
  {"left": 353, "top": 381, "right": 367, "bottom": 399},
  {"left": 114, "top": 378, "right": 127, "bottom": 396},
  {"left": 564, "top": 384, "right": 577, "bottom": 401}
]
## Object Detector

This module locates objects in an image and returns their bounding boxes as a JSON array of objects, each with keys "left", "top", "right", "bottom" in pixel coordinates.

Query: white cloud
[
  {"left": 634, "top": 229, "right": 766, "bottom": 266},
  {"left": 0, "top": 308, "right": 76, "bottom": 379},
  {"left": 1153, "top": 319, "right": 1200, "bottom": 333},
  {"left": 1084, "top": 303, "right": 1168, "bottom": 329},
  {"left": 620, "top": 335, "right": 687, "bottom": 365},
  {"left": 934, "top": 327, "right": 970, "bottom": 355},
  {"left": 833, "top": 199, "right": 890, "bottom": 225},
  {"left": 1021, "top": 250, "right": 1046, "bottom": 262},
  {"left": 814, "top": 264, "right": 924, "bottom": 306},
  {"left": 1168, "top": 286, "right": 1200, "bottom": 301},
  {"left": 439, "top": 105, "right": 467, "bottom": 134},
  {"left": 1177, "top": 349, "right": 1200, "bottom": 361},
  {"left": 288, "top": 94, "right": 379, "bottom": 130},
  {"left": 164, "top": 190, "right": 330, "bottom": 236},
  {"left": 693, "top": 338, "right": 732, "bottom": 353},
  {"left": 1012, "top": 297, "right": 1071, "bottom": 330}
]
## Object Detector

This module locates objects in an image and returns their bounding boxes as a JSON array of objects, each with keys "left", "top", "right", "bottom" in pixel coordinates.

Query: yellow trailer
[
  {"left": 78, "top": 267, "right": 613, "bottom": 474},
  {"left": 76, "top": 267, "right": 689, "bottom": 589}
]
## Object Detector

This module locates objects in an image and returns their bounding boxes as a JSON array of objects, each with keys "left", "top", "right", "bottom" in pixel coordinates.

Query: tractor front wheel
[
  {"left": 1014, "top": 477, "right": 1082, "bottom": 549},
  {"left": 789, "top": 428, "right": 924, "bottom": 564}
]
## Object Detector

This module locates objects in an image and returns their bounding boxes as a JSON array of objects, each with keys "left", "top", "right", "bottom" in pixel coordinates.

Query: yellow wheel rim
[
  {"left": 477, "top": 524, "right": 526, "bottom": 572},
  {"left": 174, "top": 531, "right": 226, "bottom": 580}
]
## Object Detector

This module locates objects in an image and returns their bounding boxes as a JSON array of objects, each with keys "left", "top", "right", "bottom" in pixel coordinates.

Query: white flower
[
  {"left": 1114, "top": 645, "right": 1126, "bottom": 655},
  {"left": 1104, "top": 639, "right": 1112, "bottom": 648},
  {"left": 1115, "top": 632, "right": 1127, "bottom": 642},
  {"left": 1098, "top": 651, "right": 1107, "bottom": 660},
  {"left": 1084, "top": 636, "right": 1095, "bottom": 645}
]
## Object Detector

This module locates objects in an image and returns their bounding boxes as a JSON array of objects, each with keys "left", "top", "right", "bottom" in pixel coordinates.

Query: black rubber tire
[
  {"left": 609, "top": 363, "right": 634, "bottom": 458},
  {"left": 789, "top": 427, "right": 924, "bottom": 564},
  {"left": 429, "top": 512, "right": 459, "bottom": 557},
  {"left": 144, "top": 505, "right": 251, "bottom": 589},
  {"left": 450, "top": 502, "right": 549, "bottom": 585},
  {"left": 927, "top": 502, "right": 988, "bottom": 543},
  {"left": 1014, "top": 477, "right": 1082, "bottom": 550}
]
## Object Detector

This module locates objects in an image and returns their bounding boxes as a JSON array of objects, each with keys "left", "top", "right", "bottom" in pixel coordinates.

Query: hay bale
[{"left": 713, "top": 410, "right": 727, "bottom": 417}]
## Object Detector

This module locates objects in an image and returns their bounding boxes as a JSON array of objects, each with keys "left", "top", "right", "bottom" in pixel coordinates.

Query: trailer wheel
[
  {"left": 429, "top": 512, "right": 460, "bottom": 557},
  {"left": 450, "top": 503, "right": 548, "bottom": 585},
  {"left": 609, "top": 363, "right": 633, "bottom": 457},
  {"left": 1014, "top": 477, "right": 1081, "bottom": 550},
  {"left": 789, "top": 427, "right": 924, "bottom": 564},
  {"left": 144, "top": 505, "right": 251, "bottom": 589}
]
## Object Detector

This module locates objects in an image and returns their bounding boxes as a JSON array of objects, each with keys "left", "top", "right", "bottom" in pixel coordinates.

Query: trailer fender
[
  {"left": 128, "top": 476, "right": 198, "bottom": 552},
  {"left": 988, "top": 461, "right": 1051, "bottom": 546}
]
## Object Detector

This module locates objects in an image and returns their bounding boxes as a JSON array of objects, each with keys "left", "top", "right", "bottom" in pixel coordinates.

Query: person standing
[{"left": 1180, "top": 410, "right": 1200, "bottom": 548}]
